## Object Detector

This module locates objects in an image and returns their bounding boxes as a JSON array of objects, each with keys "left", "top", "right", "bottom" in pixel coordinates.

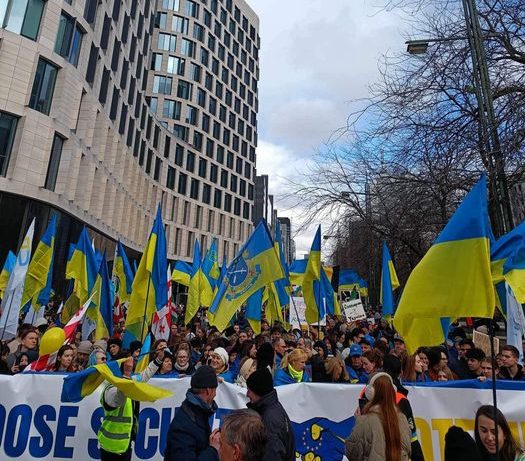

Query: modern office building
[
  {"left": 253, "top": 173, "right": 268, "bottom": 226},
  {"left": 277, "top": 216, "right": 294, "bottom": 264},
  {"left": 0, "top": 0, "right": 259, "bottom": 290}
]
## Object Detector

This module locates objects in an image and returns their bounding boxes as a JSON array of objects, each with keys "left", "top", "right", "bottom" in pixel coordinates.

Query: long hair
[
  {"left": 401, "top": 353, "right": 417, "bottom": 382},
  {"left": 324, "top": 357, "right": 349, "bottom": 382},
  {"left": 474, "top": 405, "right": 521, "bottom": 461},
  {"left": 363, "top": 375, "right": 402, "bottom": 461}
]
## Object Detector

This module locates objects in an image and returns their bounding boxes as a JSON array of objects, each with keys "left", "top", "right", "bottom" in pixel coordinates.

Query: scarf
[
  {"left": 174, "top": 362, "right": 190, "bottom": 372},
  {"left": 288, "top": 364, "right": 303, "bottom": 382}
]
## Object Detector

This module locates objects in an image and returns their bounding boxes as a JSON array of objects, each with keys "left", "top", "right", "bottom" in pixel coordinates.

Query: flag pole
[
  {"left": 0, "top": 291, "right": 15, "bottom": 342},
  {"left": 289, "top": 295, "right": 302, "bottom": 333},
  {"left": 140, "top": 276, "right": 152, "bottom": 343},
  {"left": 488, "top": 319, "right": 500, "bottom": 461}
]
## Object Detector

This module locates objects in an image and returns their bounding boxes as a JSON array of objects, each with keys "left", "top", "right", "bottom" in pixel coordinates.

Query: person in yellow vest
[{"left": 98, "top": 349, "right": 165, "bottom": 460}]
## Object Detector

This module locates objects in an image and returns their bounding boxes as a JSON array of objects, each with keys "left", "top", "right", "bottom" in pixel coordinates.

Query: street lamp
[{"left": 406, "top": 0, "right": 514, "bottom": 237}]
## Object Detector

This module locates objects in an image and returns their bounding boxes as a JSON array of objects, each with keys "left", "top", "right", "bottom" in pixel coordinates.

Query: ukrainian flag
[
  {"left": 246, "top": 287, "right": 263, "bottom": 333},
  {"left": 303, "top": 226, "right": 326, "bottom": 325},
  {"left": 135, "top": 333, "right": 152, "bottom": 373},
  {"left": 91, "top": 252, "right": 114, "bottom": 339},
  {"left": 185, "top": 238, "right": 203, "bottom": 325},
  {"left": 289, "top": 259, "right": 308, "bottom": 286},
  {"left": 380, "top": 241, "right": 400, "bottom": 317},
  {"left": 21, "top": 215, "right": 57, "bottom": 311},
  {"left": 200, "top": 238, "right": 220, "bottom": 307},
  {"left": 394, "top": 175, "right": 495, "bottom": 352},
  {"left": 502, "top": 243, "right": 525, "bottom": 303},
  {"left": 358, "top": 278, "right": 369, "bottom": 298},
  {"left": 208, "top": 221, "right": 284, "bottom": 332},
  {"left": 172, "top": 260, "right": 192, "bottom": 286},
  {"left": 61, "top": 358, "right": 172, "bottom": 403},
  {"left": 338, "top": 269, "right": 361, "bottom": 291},
  {"left": 113, "top": 240, "right": 134, "bottom": 304},
  {"left": 0, "top": 251, "right": 16, "bottom": 299},
  {"left": 125, "top": 205, "right": 167, "bottom": 343},
  {"left": 66, "top": 227, "right": 99, "bottom": 304},
  {"left": 321, "top": 267, "right": 341, "bottom": 316}
]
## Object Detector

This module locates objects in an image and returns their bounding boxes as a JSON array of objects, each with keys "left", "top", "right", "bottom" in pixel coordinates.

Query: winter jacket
[
  {"left": 273, "top": 367, "right": 310, "bottom": 386},
  {"left": 345, "top": 409, "right": 411, "bottom": 461},
  {"left": 247, "top": 390, "right": 295, "bottom": 461},
  {"left": 164, "top": 389, "right": 219, "bottom": 461}
]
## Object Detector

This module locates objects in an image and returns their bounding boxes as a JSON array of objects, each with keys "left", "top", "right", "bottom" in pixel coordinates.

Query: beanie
[
  {"left": 191, "top": 365, "right": 219, "bottom": 389},
  {"left": 213, "top": 347, "right": 229, "bottom": 366},
  {"left": 246, "top": 368, "right": 274, "bottom": 397},
  {"left": 444, "top": 426, "right": 481, "bottom": 461},
  {"left": 256, "top": 342, "right": 275, "bottom": 370},
  {"left": 77, "top": 340, "right": 93, "bottom": 355}
]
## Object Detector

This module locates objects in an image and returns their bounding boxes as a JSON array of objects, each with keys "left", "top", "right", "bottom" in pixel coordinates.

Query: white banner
[
  {"left": 0, "top": 375, "right": 524, "bottom": 460},
  {"left": 290, "top": 296, "right": 326, "bottom": 328},
  {"left": 342, "top": 299, "right": 366, "bottom": 322}
]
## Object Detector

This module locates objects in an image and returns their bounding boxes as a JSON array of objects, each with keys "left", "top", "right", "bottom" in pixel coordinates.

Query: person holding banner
[
  {"left": 99, "top": 349, "right": 165, "bottom": 461},
  {"left": 273, "top": 349, "right": 310, "bottom": 386}
]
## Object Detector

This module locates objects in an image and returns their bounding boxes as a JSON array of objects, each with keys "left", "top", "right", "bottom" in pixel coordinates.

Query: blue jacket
[
  {"left": 273, "top": 367, "right": 310, "bottom": 386},
  {"left": 218, "top": 369, "right": 235, "bottom": 383},
  {"left": 164, "top": 390, "right": 219, "bottom": 461}
]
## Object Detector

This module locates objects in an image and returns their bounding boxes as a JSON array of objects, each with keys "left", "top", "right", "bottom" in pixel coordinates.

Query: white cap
[
  {"left": 341, "top": 347, "right": 351, "bottom": 361},
  {"left": 213, "top": 347, "right": 229, "bottom": 366}
]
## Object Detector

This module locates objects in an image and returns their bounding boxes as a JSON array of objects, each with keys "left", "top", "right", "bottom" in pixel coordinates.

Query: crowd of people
[{"left": 1, "top": 306, "right": 524, "bottom": 460}]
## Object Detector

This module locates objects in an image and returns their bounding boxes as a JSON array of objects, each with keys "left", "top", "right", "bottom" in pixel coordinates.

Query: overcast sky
[{"left": 248, "top": 0, "right": 411, "bottom": 258}]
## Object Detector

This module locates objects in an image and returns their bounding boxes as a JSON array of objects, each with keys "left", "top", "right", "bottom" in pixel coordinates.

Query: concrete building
[
  {"left": 277, "top": 216, "right": 294, "bottom": 264},
  {"left": 0, "top": 0, "right": 259, "bottom": 289},
  {"left": 253, "top": 174, "right": 268, "bottom": 226}
]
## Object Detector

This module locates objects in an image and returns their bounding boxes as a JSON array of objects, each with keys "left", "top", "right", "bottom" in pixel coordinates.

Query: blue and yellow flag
[
  {"left": 246, "top": 287, "right": 263, "bottom": 334},
  {"left": 490, "top": 219, "right": 525, "bottom": 283},
  {"left": 320, "top": 267, "right": 341, "bottom": 316},
  {"left": 172, "top": 260, "right": 192, "bottom": 286},
  {"left": 289, "top": 259, "right": 308, "bottom": 287},
  {"left": 208, "top": 221, "right": 285, "bottom": 332},
  {"left": 380, "top": 241, "right": 399, "bottom": 317},
  {"left": 21, "top": 215, "right": 57, "bottom": 310},
  {"left": 125, "top": 205, "right": 167, "bottom": 343},
  {"left": 135, "top": 333, "right": 152, "bottom": 373},
  {"left": 61, "top": 358, "right": 172, "bottom": 403},
  {"left": 503, "top": 243, "right": 525, "bottom": 303},
  {"left": 66, "top": 227, "right": 99, "bottom": 304},
  {"left": 394, "top": 175, "right": 495, "bottom": 352},
  {"left": 185, "top": 238, "right": 202, "bottom": 325},
  {"left": 303, "top": 226, "right": 325, "bottom": 324},
  {"left": 0, "top": 251, "right": 16, "bottom": 299},
  {"left": 113, "top": 240, "right": 134, "bottom": 304},
  {"left": 200, "top": 238, "right": 220, "bottom": 307},
  {"left": 91, "top": 252, "right": 114, "bottom": 339}
]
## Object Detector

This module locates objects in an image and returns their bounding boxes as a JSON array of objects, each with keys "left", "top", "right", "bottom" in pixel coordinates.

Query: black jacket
[
  {"left": 164, "top": 390, "right": 219, "bottom": 461},
  {"left": 247, "top": 390, "right": 295, "bottom": 461}
]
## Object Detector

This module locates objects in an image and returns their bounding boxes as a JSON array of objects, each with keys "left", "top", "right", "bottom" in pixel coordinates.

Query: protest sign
[{"left": 342, "top": 299, "right": 366, "bottom": 322}]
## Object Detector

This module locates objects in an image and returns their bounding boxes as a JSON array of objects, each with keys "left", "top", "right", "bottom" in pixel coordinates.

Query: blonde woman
[
  {"left": 274, "top": 348, "right": 311, "bottom": 386},
  {"left": 235, "top": 357, "right": 257, "bottom": 387}
]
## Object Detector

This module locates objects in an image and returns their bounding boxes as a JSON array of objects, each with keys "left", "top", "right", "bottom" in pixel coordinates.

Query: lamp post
[{"left": 406, "top": 0, "right": 514, "bottom": 237}]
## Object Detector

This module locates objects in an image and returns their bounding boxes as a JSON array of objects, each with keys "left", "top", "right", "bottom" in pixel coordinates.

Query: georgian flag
[{"left": 64, "top": 292, "right": 96, "bottom": 343}]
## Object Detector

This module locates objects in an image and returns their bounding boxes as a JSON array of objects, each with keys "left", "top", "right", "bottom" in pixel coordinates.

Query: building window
[
  {"left": 153, "top": 75, "right": 172, "bottom": 94},
  {"left": 186, "top": 231, "right": 194, "bottom": 257},
  {"left": 151, "top": 53, "right": 162, "bottom": 70},
  {"left": 186, "top": 105, "right": 198, "bottom": 125},
  {"left": 177, "top": 80, "right": 192, "bottom": 99},
  {"left": 193, "top": 23, "right": 204, "bottom": 42},
  {"left": 166, "top": 166, "right": 176, "bottom": 191},
  {"left": 198, "top": 158, "right": 207, "bottom": 178},
  {"left": 181, "top": 38, "right": 195, "bottom": 57},
  {"left": 186, "top": 151, "right": 195, "bottom": 172},
  {"left": 0, "top": 112, "right": 18, "bottom": 176},
  {"left": 158, "top": 33, "right": 176, "bottom": 52},
  {"left": 161, "top": 0, "right": 180, "bottom": 11},
  {"left": 2, "top": 0, "right": 45, "bottom": 41},
  {"left": 190, "top": 63, "right": 202, "bottom": 82},
  {"left": 172, "top": 15, "right": 188, "bottom": 34},
  {"left": 202, "top": 184, "right": 211, "bottom": 204},
  {"left": 29, "top": 58, "right": 58, "bottom": 115},
  {"left": 175, "top": 144, "right": 184, "bottom": 166},
  {"left": 214, "top": 189, "right": 222, "bottom": 209},
  {"left": 167, "top": 56, "right": 185, "bottom": 75},
  {"left": 178, "top": 173, "right": 187, "bottom": 194},
  {"left": 163, "top": 99, "right": 181, "bottom": 119},
  {"left": 185, "top": 0, "right": 199, "bottom": 18},
  {"left": 155, "top": 12, "right": 167, "bottom": 28},
  {"left": 44, "top": 133, "right": 64, "bottom": 191},
  {"left": 190, "top": 179, "right": 200, "bottom": 200},
  {"left": 83, "top": 0, "right": 98, "bottom": 24}
]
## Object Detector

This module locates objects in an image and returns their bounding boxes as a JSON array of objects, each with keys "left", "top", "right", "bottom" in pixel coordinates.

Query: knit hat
[
  {"left": 107, "top": 338, "right": 122, "bottom": 349},
  {"left": 93, "top": 339, "right": 107, "bottom": 353},
  {"left": 239, "top": 358, "right": 255, "bottom": 379},
  {"left": 246, "top": 368, "right": 274, "bottom": 397},
  {"left": 77, "top": 340, "right": 93, "bottom": 355},
  {"left": 256, "top": 342, "right": 275, "bottom": 370},
  {"left": 444, "top": 426, "right": 481, "bottom": 461},
  {"left": 191, "top": 365, "right": 218, "bottom": 389},
  {"left": 213, "top": 347, "right": 229, "bottom": 366},
  {"left": 129, "top": 340, "right": 143, "bottom": 355}
]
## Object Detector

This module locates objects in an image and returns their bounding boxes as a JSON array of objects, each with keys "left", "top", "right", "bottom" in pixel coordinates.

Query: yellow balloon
[{"left": 39, "top": 327, "right": 65, "bottom": 355}]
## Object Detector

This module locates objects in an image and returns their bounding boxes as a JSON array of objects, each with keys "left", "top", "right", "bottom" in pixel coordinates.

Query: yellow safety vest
[{"left": 98, "top": 385, "right": 134, "bottom": 454}]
